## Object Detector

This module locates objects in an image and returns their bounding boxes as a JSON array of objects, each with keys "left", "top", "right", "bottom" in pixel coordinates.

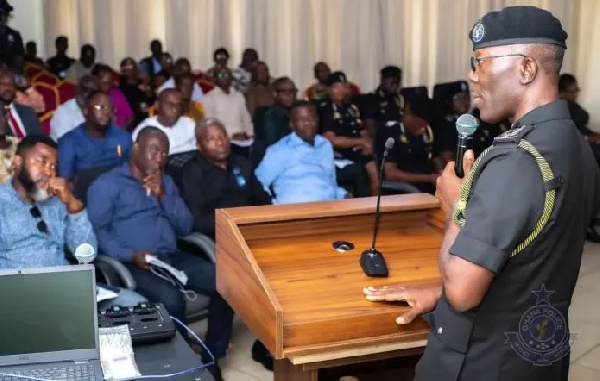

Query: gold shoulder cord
[{"left": 452, "top": 139, "right": 557, "bottom": 257}]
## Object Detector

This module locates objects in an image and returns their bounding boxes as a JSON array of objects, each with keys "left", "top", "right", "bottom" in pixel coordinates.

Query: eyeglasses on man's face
[{"left": 470, "top": 54, "right": 529, "bottom": 72}]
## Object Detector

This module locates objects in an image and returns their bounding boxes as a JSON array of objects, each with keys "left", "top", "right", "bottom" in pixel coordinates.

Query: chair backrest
[
  {"left": 39, "top": 111, "right": 54, "bottom": 136},
  {"left": 252, "top": 106, "right": 270, "bottom": 140},
  {"left": 56, "top": 80, "right": 77, "bottom": 105},
  {"left": 32, "top": 83, "right": 60, "bottom": 116},
  {"left": 73, "top": 164, "right": 120, "bottom": 206}
]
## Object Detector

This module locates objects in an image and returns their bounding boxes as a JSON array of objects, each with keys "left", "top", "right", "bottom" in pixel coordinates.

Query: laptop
[{"left": 0, "top": 265, "right": 103, "bottom": 381}]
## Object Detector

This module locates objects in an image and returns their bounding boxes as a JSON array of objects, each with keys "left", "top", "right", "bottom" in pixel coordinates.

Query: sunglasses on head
[{"left": 30, "top": 205, "right": 49, "bottom": 234}]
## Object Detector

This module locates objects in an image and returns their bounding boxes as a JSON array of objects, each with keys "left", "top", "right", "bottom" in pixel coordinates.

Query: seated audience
[
  {"left": 46, "top": 36, "right": 75, "bottom": 79},
  {"left": 174, "top": 72, "right": 205, "bottom": 123},
  {"left": 233, "top": 48, "right": 259, "bottom": 94},
  {"left": 260, "top": 76, "right": 297, "bottom": 146},
  {"left": 24, "top": 41, "right": 44, "bottom": 67},
  {"left": 57, "top": 91, "right": 132, "bottom": 180},
  {"left": 205, "top": 47, "right": 230, "bottom": 79},
  {"left": 559, "top": 73, "right": 600, "bottom": 167},
  {"left": 92, "top": 63, "right": 134, "bottom": 130},
  {"left": 65, "top": 44, "right": 96, "bottom": 82},
  {"left": 50, "top": 74, "right": 100, "bottom": 141},
  {"left": 87, "top": 127, "right": 233, "bottom": 380},
  {"left": 382, "top": 96, "right": 439, "bottom": 194},
  {"left": 14, "top": 72, "right": 45, "bottom": 113},
  {"left": 319, "top": 71, "right": 377, "bottom": 197},
  {"left": 245, "top": 61, "right": 273, "bottom": 116},
  {"left": 365, "top": 66, "right": 404, "bottom": 126},
  {"left": 304, "top": 62, "right": 331, "bottom": 101},
  {"left": 256, "top": 100, "right": 348, "bottom": 204},
  {"left": 158, "top": 57, "right": 204, "bottom": 101},
  {"left": 203, "top": 67, "right": 253, "bottom": 146},
  {"left": 119, "top": 57, "right": 155, "bottom": 127},
  {"left": 0, "top": 135, "right": 145, "bottom": 308},
  {"left": 0, "top": 107, "right": 17, "bottom": 183},
  {"left": 181, "top": 118, "right": 270, "bottom": 239},
  {"left": 0, "top": 69, "right": 43, "bottom": 139},
  {"left": 431, "top": 80, "right": 471, "bottom": 169},
  {"left": 139, "top": 39, "right": 164, "bottom": 78},
  {"left": 133, "top": 89, "right": 196, "bottom": 155}
]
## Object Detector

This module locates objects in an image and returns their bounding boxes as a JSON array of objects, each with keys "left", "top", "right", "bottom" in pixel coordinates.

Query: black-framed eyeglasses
[
  {"left": 30, "top": 205, "right": 49, "bottom": 234},
  {"left": 470, "top": 54, "right": 529, "bottom": 72}
]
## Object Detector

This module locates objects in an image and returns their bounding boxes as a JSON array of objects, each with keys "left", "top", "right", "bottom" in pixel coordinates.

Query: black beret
[
  {"left": 405, "top": 94, "right": 434, "bottom": 123},
  {"left": 326, "top": 71, "right": 348, "bottom": 86},
  {"left": 380, "top": 66, "right": 402, "bottom": 79},
  {"left": 0, "top": 0, "right": 13, "bottom": 13},
  {"left": 433, "top": 81, "right": 469, "bottom": 103},
  {"left": 470, "top": 6, "right": 567, "bottom": 50},
  {"left": 400, "top": 86, "right": 429, "bottom": 99}
]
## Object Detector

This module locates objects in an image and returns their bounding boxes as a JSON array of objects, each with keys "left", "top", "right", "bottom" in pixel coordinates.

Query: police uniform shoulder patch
[{"left": 494, "top": 124, "right": 534, "bottom": 144}]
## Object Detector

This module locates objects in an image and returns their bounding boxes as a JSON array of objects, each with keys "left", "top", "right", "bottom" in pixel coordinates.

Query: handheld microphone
[
  {"left": 360, "top": 137, "right": 394, "bottom": 277},
  {"left": 454, "top": 114, "right": 479, "bottom": 178},
  {"left": 74, "top": 243, "right": 96, "bottom": 264}
]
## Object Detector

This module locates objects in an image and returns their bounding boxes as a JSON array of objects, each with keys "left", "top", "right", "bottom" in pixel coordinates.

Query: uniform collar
[{"left": 513, "top": 99, "right": 571, "bottom": 129}]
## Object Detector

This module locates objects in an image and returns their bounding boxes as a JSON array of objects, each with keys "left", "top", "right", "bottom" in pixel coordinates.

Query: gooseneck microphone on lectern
[
  {"left": 360, "top": 137, "right": 395, "bottom": 277},
  {"left": 454, "top": 114, "right": 479, "bottom": 178}
]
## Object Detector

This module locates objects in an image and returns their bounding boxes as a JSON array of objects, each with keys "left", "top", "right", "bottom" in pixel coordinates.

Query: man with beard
[
  {"left": 0, "top": 69, "right": 42, "bottom": 139},
  {"left": 0, "top": 135, "right": 145, "bottom": 308},
  {"left": 57, "top": 91, "right": 132, "bottom": 180}
]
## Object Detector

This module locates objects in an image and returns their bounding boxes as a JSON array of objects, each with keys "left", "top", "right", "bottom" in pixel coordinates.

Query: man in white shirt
[
  {"left": 202, "top": 67, "right": 253, "bottom": 144},
  {"left": 50, "top": 75, "right": 100, "bottom": 141},
  {"left": 132, "top": 89, "right": 196, "bottom": 155},
  {"left": 158, "top": 57, "right": 203, "bottom": 101}
]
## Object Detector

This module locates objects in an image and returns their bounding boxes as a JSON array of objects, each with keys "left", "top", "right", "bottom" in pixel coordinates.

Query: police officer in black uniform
[
  {"left": 366, "top": 66, "right": 404, "bottom": 125},
  {"left": 365, "top": 6, "right": 600, "bottom": 381},
  {"left": 0, "top": 0, "right": 23, "bottom": 68},
  {"left": 319, "top": 71, "right": 378, "bottom": 197},
  {"left": 432, "top": 81, "right": 470, "bottom": 168},
  {"left": 382, "top": 94, "right": 438, "bottom": 194}
]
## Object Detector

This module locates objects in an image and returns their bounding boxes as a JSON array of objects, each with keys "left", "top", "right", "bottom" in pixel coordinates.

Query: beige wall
[{"left": 8, "top": 0, "right": 600, "bottom": 127}]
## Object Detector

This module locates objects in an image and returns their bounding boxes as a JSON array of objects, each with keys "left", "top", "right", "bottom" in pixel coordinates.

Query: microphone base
[{"left": 360, "top": 248, "right": 389, "bottom": 277}]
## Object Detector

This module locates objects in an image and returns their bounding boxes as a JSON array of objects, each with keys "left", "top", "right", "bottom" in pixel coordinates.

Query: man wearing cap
[
  {"left": 365, "top": 6, "right": 600, "bottom": 380},
  {"left": 319, "top": 71, "right": 378, "bottom": 197},
  {"left": 432, "top": 81, "right": 471, "bottom": 169},
  {"left": 382, "top": 95, "right": 438, "bottom": 194},
  {"left": 0, "top": 0, "right": 23, "bottom": 68}
]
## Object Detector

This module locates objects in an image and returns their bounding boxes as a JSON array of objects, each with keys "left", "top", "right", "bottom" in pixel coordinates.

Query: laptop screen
[{"left": 0, "top": 267, "right": 96, "bottom": 359}]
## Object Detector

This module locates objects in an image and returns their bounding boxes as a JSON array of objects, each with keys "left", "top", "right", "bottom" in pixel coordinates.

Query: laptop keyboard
[{"left": 0, "top": 363, "right": 97, "bottom": 381}]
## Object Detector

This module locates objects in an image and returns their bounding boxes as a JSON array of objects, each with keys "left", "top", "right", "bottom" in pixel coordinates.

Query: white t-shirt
[
  {"left": 50, "top": 99, "right": 85, "bottom": 141},
  {"left": 132, "top": 116, "right": 196, "bottom": 155}
]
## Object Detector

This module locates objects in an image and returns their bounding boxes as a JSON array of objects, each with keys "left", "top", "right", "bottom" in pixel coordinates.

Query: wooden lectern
[{"left": 216, "top": 194, "right": 444, "bottom": 380}]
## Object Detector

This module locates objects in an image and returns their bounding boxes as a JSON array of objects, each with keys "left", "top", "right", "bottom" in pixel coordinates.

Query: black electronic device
[{"left": 98, "top": 302, "right": 176, "bottom": 345}]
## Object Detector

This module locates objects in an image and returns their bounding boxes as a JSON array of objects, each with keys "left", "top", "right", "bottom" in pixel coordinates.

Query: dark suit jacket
[
  {"left": 14, "top": 104, "right": 44, "bottom": 136},
  {"left": 0, "top": 26, "right": 24, "bottom": 67},
  {"left": 139, "top": 56, "right": 162, "bottom": 76}
]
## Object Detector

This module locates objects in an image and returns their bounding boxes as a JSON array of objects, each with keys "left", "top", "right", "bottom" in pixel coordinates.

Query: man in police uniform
[
  {"left": 366, "top": 66, "right": 404, "bottom": 124},
  {"left": 382, "top": 95, "right": 438, "bottom": 194},
  {"left": 0, "top": 0, "right": 23, "bottom": 68},
  {"left": 364, "top": 6, "right": 600, "bottom": 381},
  {"left": 319, "top": 71, "right": 378, "bottom": 197},
  {"left": 432, "top": 81, "right": 470, "bottom": 168}
]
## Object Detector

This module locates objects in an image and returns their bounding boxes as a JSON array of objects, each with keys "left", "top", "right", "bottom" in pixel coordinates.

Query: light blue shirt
[
  {"left": 255, "top": 132, "right": 347, "bottom": 204},
  {"left": 0, "top": 181, "right": 97, "bottom": 269}
]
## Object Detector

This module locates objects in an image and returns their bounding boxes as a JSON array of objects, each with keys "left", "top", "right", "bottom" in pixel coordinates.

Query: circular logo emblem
[
  {"left": 505, "top": 285, "right": 577, "bottom": 366},
  {"left": 472, "top": 23, "right": 485, "bottom": 43}
]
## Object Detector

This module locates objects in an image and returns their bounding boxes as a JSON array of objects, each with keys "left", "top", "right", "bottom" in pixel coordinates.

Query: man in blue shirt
[
  {"left": 57, "top": 91, "right": 132, "bottom": 180},
  {"left": 0, "top": 135, "right": 144, "bottom": 307},
  {"left": 256, "top": 100, "right": 348, "bottom": 204},
  {"left": 87, "top": 127, "right": 233, "bottom": 379}
]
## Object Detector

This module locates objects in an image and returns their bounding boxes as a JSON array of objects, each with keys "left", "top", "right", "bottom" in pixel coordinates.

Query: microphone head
[
  {"left": 74, "top": 243, "right": 96, "bottom": 264},
  {"left": 384, "top": 137, "right": 395, "bottom": 150},
  {"left": 455, "top": 114, "right": 479, "bottom": 137}
]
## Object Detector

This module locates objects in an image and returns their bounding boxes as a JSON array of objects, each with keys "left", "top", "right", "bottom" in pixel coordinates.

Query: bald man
[
  {"left": 88, "top": 126, "right": 233, "bottom": 379},
  {"left": 181, "top": 118, "right": 270, "bottom": 238},
  {"left": 132, "top": 89, "right": 196, "bottom": 155}
]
